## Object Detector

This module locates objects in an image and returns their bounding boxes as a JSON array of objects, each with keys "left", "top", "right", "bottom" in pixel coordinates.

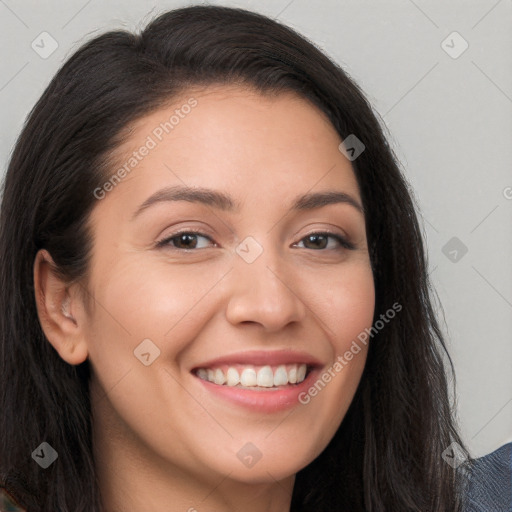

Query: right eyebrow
[{"left": 131, "top": 185, "right": 240, "bottom": 220}]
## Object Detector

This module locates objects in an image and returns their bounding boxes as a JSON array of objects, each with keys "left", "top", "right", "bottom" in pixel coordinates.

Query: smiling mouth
[{"left": 193, "top": 363, "right": 310, "bottom": 390}]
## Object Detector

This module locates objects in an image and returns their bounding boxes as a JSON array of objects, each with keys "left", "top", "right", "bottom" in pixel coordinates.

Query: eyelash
[{"left": 156, "top": 229, "right": 356, "bottom": 251}]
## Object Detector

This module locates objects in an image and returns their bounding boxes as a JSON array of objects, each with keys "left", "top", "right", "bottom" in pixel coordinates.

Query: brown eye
[
  {"left": 296, "top": 232, "right": 355, "bottom": 251},
  {"left": 157, "top": 231, "right": 214, "bottom": 250}
]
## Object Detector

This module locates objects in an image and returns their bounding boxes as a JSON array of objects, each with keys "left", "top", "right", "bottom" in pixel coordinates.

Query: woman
[{"left": 0, "top": 5, "right": 473, "bottom": 511}]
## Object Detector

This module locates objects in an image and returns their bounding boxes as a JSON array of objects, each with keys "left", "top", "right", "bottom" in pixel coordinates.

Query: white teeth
[
  {"left": 273, "top": 365, "right": 288, "bottom": 386},
  {"left": 226, "top": 367, "right": 240, "bottom": 386},
  {"left": 197, "top": 363, "right": 309, "bottom": 387},
  {"left": 214, "top": 368, "right": 226, "bottom": 385},
  {"left": 257, "top": 366, "right": 274, "bottom": 387},
  {"left": 297, "top": 364, "right": 307, "bottom": 382},
  {"left": 240, "top": 368, "right": 257, "bottom": 387}
]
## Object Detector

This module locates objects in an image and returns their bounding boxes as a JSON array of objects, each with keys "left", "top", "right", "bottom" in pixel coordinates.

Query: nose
[{"left": 224, "top": 246, "right": 307, "bottom": 332}]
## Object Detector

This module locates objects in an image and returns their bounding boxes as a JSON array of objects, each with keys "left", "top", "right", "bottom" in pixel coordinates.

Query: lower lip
[{"left": 193, "top": 369, "right": 320, "bottom": 413}]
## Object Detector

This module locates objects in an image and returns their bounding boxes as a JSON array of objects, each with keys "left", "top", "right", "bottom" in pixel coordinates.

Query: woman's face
[{"left": 82, "top": 85, "right": 375, "bottom": 485}]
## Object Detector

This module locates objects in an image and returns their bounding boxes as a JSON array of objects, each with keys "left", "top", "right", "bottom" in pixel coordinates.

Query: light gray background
[{"left": 1, "top": 0, "right": 510, "bottom": 458}]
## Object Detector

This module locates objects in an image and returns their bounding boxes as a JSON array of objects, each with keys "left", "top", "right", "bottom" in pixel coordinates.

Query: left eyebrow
[
  {"left": 131, "top": 185, "right": 364, "bottom": 220},
  {"left": 291, "top": 190, "right": 364, "bottom": 215}
]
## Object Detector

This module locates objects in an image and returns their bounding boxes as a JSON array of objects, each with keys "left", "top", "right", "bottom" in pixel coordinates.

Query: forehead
[{"left": 96, "top": 84, "right": 362, "bottom": 214}]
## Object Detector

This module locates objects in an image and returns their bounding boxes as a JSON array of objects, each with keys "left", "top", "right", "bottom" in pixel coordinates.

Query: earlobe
[{"left": 33, "top": 249, "right": 89, "bottom": 365}]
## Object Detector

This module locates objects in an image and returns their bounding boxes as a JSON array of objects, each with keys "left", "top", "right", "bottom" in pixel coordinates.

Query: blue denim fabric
[{"left": 464, "top": 443, "right": 512, "bottom": 512}]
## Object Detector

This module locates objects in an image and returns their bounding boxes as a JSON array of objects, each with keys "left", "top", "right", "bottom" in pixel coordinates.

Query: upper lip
[{"left": 191, "top": 349, "right": 323, "bottom": 370}]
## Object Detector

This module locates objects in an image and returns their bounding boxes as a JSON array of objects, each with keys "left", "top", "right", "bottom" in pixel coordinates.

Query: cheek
[
  {"left": 309, "top": 259, "right": 375, "bottom": 345},
  {"left": 82, "top": 257, "right": 227, "bottom": 415},
  {"left": 290, "top": 260, "right": 374, "bottom": 450},
  {"left": 84, "top": 258, "right": 225, "bottom": 462},
  {"left": 87, "top": 256, "right": 228, "bottom": 346}
]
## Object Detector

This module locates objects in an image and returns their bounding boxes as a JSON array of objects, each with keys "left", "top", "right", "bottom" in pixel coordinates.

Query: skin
[{"left": 34, "top": 85, "right": 375, "bottom": 512}]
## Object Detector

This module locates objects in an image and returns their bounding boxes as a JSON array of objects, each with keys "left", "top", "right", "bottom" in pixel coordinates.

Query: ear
[{"left": 33, "top": 249, "right": 89, "bottom": 365}]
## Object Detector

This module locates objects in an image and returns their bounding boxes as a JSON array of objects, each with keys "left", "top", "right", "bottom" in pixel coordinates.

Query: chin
[{"left": 201, "top": 441, "right": 320, "bottom": 485}]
